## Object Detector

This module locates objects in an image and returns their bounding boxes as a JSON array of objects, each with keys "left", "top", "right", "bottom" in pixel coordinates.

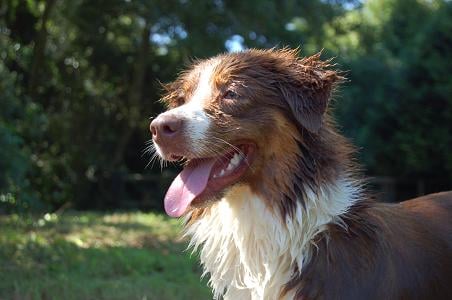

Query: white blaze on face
[{"left": 163, "top": 60, "right": 217, "bottom": 150}]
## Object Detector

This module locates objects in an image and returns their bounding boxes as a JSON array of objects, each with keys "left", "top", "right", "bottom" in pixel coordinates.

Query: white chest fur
[{"left": 184, "top": 179, "right": 360, "bottom": 299}]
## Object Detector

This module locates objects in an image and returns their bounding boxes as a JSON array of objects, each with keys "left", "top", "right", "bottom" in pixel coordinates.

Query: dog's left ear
[{"left": 279, "top": 52, "right": 343, "bottom": 133}]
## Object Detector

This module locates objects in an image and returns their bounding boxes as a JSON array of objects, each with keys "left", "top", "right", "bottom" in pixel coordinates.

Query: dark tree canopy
[{"left": 1, "top": 0, "right": 451, "bottom": 212}]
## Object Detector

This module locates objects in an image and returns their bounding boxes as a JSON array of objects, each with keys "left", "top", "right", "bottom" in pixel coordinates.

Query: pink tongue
[{"left": 164, "top": 159, "right": 216, "bottom": 217}]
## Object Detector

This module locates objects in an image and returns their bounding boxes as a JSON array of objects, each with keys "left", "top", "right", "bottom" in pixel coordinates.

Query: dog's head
[{"left": 150, "top": 48, "right": 344, "bottom": 217}]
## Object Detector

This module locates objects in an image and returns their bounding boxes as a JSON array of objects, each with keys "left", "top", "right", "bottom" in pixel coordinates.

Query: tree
[{"left": 1, "top": 0, "right": 450, "bottom": 212}]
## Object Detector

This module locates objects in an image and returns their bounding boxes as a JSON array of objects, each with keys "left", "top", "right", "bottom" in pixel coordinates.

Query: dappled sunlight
[
  {"left": 0, "top": 212, "right": 210, "bottom": 300},
  {"left": 0, "top": 211, "right": 185, "bottom": 249},
  {"left": 1, "top": 0, "right": 451, "bottom": 298}
]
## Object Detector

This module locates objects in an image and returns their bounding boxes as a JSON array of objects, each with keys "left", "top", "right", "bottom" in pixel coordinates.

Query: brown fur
[
  {"left": 284, "top": 192, "right": 452, "bottom": 299},
  {"left": 163, "top": 49, "right": 355, "bottom": 219},
  {"left": 159, "top": 48, "right": 452, "bottom": 299}
]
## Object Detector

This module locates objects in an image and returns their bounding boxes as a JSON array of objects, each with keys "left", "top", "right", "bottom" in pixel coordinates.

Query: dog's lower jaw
[{"left": 183, "top": 178, "right": 361, "bottom": 300}]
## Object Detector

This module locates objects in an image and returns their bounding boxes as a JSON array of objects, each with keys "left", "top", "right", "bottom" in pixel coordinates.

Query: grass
[{"left": 0, "top": 211, "right": 211, "bottom": 300}]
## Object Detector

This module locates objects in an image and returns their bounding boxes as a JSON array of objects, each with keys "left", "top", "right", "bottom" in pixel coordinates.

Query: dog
[{"left": 150, "top": 48, "right": 452, "bottom": 299}]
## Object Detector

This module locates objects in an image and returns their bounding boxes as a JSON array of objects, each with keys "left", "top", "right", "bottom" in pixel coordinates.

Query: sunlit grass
[{"left": 0, "top": 211, "right": 211, "bottom": 300}]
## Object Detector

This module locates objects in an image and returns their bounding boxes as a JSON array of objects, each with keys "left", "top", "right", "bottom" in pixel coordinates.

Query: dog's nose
[{"left": 150, "top": 114, "right": 183, "bottom": 142}]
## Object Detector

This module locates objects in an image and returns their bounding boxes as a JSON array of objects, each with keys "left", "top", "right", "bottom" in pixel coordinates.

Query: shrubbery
[{"left": 1, "top": 0, "right": 451, "bottom": 213}]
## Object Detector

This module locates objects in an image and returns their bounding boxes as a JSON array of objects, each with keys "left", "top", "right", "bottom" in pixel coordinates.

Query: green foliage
[
  {"left": 1, "top": 0, "right": 451, "bottom": 212},
  {"left": 330, "top": 0, "right": 452, "bottom": 180},
  {"left": 0, "top": 211, "right": 210, "bottom": 299},
  {"left": 0, "top": 35, "right": 47, "bottom": 213}
]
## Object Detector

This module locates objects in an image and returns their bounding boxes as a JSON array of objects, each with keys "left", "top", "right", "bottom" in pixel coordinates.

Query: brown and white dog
[{"left": 150, "top": 48, "right": 452, "bottom": 299}]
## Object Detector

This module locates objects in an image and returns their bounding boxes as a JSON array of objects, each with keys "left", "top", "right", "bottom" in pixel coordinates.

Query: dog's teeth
[
  {"left": 231, "top": 153, "right": 240, "bottom": 165},
  {"left": 214, "top": 152, "right": 243, "bottom": 179}
]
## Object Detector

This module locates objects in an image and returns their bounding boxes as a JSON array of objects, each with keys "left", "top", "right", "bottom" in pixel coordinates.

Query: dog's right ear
[{"left": 277, "top": 52, "right": 344, "bottom": 133}]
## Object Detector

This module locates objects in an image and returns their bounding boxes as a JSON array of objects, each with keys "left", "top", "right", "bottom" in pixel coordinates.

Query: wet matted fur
[{"left": 151, "top": 48, "right": 452, "bottom": 300}]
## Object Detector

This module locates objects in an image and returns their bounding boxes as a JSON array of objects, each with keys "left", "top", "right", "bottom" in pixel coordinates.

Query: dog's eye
[{"left": 223, "top": 90, "right": 239, "bottom": 100}]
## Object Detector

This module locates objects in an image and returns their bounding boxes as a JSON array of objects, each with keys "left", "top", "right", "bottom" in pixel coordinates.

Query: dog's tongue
[{"left": 164, "top": 159, "right": 216, "bottom": 217}]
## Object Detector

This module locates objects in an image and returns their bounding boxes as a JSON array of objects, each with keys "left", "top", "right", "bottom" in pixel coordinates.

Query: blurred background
[{"left": 1, "top": 0, "right": 451, "bottom": 299}]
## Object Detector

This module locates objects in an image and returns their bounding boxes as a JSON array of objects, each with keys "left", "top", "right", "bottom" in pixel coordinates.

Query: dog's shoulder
[{"left": 284, "top": 196, "right": 452, "bottom": 300}]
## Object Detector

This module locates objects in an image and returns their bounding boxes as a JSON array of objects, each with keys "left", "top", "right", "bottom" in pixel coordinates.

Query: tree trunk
[
  {"left": 111, "top": 22, "right": 151, "bottom": 167},
  {"left": 28, "top": 0, "right": 56, "bottom": 98}
]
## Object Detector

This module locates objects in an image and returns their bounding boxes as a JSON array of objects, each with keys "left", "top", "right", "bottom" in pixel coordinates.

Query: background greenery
[
  {"left": 1, "top": 0, "right": 451, "bottom": 299},
  {"left": 0, "top": 211, "right": 210, "bottom": 299},
  {"left": 1, "top": 0, "right": 451, "bottom": 213}
]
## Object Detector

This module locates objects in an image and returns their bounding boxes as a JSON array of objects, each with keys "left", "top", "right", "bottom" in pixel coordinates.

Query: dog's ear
[{"left": 278, "top": 52, "right": 343, "bottom": 133}]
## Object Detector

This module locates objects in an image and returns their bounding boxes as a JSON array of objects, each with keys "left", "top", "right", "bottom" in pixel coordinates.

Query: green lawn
[{"left": 0, "top": 211, "right": 211, "bottom": 300}]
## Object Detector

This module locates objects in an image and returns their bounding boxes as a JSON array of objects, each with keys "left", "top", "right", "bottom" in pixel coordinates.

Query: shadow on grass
[
  {"left": 0, "top": 212, "right": 176, "bottom": 233},
  {"left": 0, "top": 213, "right": 211, "bottom": 300}
]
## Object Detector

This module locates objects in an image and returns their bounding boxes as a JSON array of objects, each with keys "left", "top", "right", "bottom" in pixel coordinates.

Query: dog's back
[
  {"left": 401, "top": 192, "right": 452, "bottom": 248},
  {"left": 285, "top": 192, "right": 452, "bottom": 300}
]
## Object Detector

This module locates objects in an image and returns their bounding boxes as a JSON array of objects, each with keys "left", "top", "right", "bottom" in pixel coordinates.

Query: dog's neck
[{"left": 184, "top": 177, "right": 361, "bottom": 299}]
